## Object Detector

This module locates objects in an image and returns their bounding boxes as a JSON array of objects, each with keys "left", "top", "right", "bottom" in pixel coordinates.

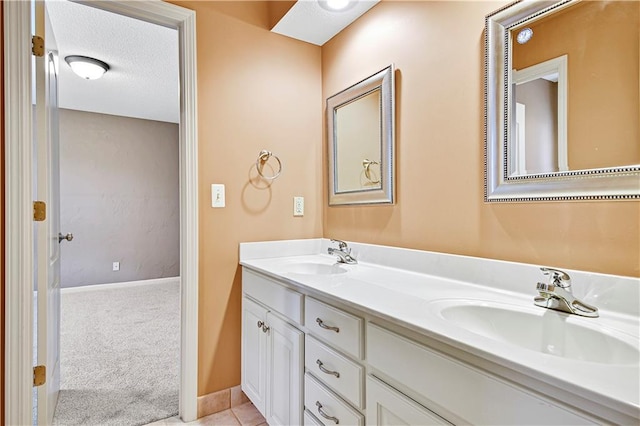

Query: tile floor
[{"left": 146, "top": 402, "right": 267, "bottom": 426}]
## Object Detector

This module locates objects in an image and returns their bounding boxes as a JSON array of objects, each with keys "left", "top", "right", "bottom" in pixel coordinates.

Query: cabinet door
[
  {"left": 266, "top": 313, "right": 304, "bottom": 426},
  {"left": 241, "top": 297, "right": 268, "bottom": 415},
  {"left": 304, "top": 409, "right": 324, "bottom": 426},
  {"left": 366, "top": 376, "right": 452, "bottom": 426}
]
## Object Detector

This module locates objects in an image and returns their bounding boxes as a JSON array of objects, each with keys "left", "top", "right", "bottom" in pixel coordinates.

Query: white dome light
[
  {"left": 318, "top": 0, "right": 355, "bottom": 12},
  {"left": 65, "top": 55, "right": 110, "bottom": 80},
  {"left": 516, "top": 28, "right": 534, "bottom": 44}
]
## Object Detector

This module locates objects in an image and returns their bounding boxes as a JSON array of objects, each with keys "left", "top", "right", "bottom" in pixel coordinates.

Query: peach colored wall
[
  {"left": 512, "top": 1, "right": 639, "bottom": 170},
  {"left": 268, "top": 1, "right": 295, "bottom": 29},
  {"left": 169, "top": 1, "right": 322, "bottom": 395},
  {"left": 322, "top": 0, "right": 640, "bottom": 278}
]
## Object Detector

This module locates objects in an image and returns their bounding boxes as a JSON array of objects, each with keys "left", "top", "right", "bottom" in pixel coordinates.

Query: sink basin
[
  {"left": 430, "top": 299, "right": 639, "bottom": 365},
  {"left": 284, "top": 262, "right": 347, "bottom": 275}
]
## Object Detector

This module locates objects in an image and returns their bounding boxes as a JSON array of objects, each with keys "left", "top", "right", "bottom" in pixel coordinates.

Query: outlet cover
[
  {"left": 112, "top": 261, "right": 120, "bottom": 271},
  {"left": 293, "top": 196, "right": 304, "bottom": 216}
]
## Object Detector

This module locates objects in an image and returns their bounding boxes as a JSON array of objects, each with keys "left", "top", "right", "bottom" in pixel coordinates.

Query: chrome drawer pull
[
  {"left": 257, "top": 320, "right": 264, "bottom": 329},
  {"left": 316, "top": 317, "right": 340, "bottom": 333},
  {"left": 316, "top": 401, "right": 339, "bottom": 424},
  {"left": 316, "top": 359, "right": 340, "bottom": 378}
]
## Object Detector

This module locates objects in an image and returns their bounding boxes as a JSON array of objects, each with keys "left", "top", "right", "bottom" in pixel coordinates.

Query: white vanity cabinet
[
  {"left": 241, "top": 270, "right": 304, "bottom": 426},
  {"left": 241, "top": 262, "right": 625, "bottom": 426}
]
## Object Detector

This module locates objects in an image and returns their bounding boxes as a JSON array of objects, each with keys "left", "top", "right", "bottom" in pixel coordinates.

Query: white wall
[{"left": 59, "top": 109, "right": 179, "bottom": 287}]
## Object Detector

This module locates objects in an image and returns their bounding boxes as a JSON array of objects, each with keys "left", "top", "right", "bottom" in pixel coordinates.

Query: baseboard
[
  {"left": 61, "top": 276, "right": 181, "bottom": 294},
  {"left": 197, "top": 385, "right": 250, "bottom": 418}
]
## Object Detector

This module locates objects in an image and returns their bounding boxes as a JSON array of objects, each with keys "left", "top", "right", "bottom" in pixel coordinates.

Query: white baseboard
[{"left": 61, "top": 276, "right": 181, "bottom": 294}]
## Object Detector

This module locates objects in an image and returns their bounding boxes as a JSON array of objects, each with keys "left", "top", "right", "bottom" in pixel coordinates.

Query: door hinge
[
  {"left": 32, "top": 35, "right": 44, "bottom": 57},
  {"left": 33, "top": 201, "right": 46, "bottom": 221},
  {"left": 33, "top": 365, "right": 46, "bottom": 386}
]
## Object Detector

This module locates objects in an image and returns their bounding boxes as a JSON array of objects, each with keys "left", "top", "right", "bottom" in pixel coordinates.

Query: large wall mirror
[
  {"left": 327, "top": 65, "right": 395, "bottom": 205},
  {"left": 485, "top": 0, "right": 639, "bottom": 201}
]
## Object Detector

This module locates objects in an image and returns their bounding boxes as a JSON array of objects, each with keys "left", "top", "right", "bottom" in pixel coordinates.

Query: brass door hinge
[
  {"left": 34, "top": 201, "right": 46, "bottom": 221},
  {"left": 32, "top": 35, "right": 44, "bottom": 57},
  {"left": 33, "top": 365, "right": 46, "bottom": 386}
]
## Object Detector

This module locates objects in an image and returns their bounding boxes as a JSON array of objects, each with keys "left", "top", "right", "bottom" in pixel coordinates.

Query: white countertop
[{"left": 239, "top": 239, "right": 640, "bottom": 422}]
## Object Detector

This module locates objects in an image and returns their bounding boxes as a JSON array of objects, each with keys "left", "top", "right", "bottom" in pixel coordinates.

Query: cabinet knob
[
  {"left": 316, "top": 359, "right": 340, "bottom": 378},
  {"left": 316, "top": 317, "right": 340, "bottom": 333},
  {"left": 256, "top": 320, "right": 269, "bottom": 333},
  {"left": 316, "top": 401, "right": 339, "bottom": 424}
]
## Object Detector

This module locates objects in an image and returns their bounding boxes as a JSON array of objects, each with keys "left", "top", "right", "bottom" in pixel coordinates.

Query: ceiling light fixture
[
  {"left": 64, "top": 55, "right": 110, "bottom": 80},
  {"left": 318, "top": 0, "right": 356, "bottom": 12}
]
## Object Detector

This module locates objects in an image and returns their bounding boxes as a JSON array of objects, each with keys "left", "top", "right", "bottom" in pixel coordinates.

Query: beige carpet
[{"left": 52, "top": 279, "right": 180, "bottom": 426}]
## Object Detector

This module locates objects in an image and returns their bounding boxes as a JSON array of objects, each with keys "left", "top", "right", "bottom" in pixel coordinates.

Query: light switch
[
  {"left": 293, "top": 196, "right": 304, "bottom": 216},
  {"left": 212, "top": 184, "right": 225, "bottom": 208}
]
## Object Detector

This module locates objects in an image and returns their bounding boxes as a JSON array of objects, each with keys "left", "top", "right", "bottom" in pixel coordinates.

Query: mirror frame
[
  {"left": 327, "top": 64, "right": 395, "bottom": 206},
  {"left": 485, "top": 0, "right": 640, "bottom": 202}
]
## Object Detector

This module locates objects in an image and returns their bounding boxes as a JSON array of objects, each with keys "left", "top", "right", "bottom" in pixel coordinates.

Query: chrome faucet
[
  {"left": 534, "top": 267, "right": 598, "bottom": 317},
  {"left": 328, "top": 239, "right": 357, "bottom": 264}
]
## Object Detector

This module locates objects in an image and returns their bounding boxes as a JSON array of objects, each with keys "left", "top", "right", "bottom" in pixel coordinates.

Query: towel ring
[
  {"left": 256, "top": 150, "right": 282, "bottom": 180},
  {"left": 362, "top": 159, "right": 380, "bottom": 184}
]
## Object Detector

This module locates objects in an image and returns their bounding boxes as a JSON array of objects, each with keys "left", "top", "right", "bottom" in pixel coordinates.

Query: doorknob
[{"left": 58, "top": 232, "right": 73, "bottom": 243}]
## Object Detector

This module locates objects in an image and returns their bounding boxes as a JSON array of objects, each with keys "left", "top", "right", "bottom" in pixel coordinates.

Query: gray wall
[{"left": 60, "top": 109, "right": 179, "bottom": 287}]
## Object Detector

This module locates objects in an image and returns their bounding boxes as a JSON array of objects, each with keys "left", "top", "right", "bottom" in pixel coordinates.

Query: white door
[
  {"left": 514, "top": 102, "right": 527, "bottom": 176},
  {"left": 34, "top": 0, "right": 62, "bottom": 423},
  {"left": 266, "top": 313, "right": 303, "bottom": 426}
]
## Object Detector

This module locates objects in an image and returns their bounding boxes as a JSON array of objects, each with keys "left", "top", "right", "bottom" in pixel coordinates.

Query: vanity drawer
[
  {"left": 305, "top": 335, "right": 364, "bottom": 409},
  {"left": 305, "top": 373, "right": 364, "bottom": 426},
  {"left": 243, "top": 268, "right": 302, "bottom": 324},
  {"left": 305, "top": 297, "right": 363, "bottom": 359},
  {"left": 366, "top": 323, "right": 593, "bottom": 425}
]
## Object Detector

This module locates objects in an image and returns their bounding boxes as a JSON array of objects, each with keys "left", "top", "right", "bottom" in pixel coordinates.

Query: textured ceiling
[
  {"left": 46, "top": 0, "right": 179, "bottom": 123},
  {"left": 46, "top": 0, "right": 377, "bottom": 123},
  {"left": 272, "top": 0, "right": 380, "bottom": 46}
]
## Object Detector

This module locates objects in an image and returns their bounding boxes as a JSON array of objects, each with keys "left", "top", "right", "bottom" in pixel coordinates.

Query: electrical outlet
[
  {"left": 112, "top": 262, "right": 120, "bottom": 271},
  {"left": 293, "top": 196, "right": 304, "bottom": 216}
]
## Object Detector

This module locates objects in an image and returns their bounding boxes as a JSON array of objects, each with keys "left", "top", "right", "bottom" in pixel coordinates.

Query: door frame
[{"left": 3, "top": 1, "right": 199, "bottom": 424}]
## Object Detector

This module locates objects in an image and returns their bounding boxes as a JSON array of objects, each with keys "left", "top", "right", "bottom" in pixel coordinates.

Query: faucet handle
[
  {"left": 540, "top": 267, "right": 571, "bottom": 288},
  {"left": 330, "top": 239, "right": 348, "bottom": 250}
]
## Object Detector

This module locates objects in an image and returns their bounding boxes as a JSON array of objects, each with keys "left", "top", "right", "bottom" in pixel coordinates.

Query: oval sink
[
  {"left": 430, "top": 299, "right": 639, "bottom": 365},
  {"left": 284, "top": 262, "right": 347, "bottom": 275}
]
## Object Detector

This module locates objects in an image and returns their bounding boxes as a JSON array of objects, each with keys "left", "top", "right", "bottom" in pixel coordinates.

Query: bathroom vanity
[{"left": 239, "top": 239, "right": 639, "bottom": 425}]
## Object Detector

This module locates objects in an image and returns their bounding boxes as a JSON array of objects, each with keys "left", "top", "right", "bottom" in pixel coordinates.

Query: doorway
[{"left": 4, "top": 1, "right": 199, "bottom": 424}]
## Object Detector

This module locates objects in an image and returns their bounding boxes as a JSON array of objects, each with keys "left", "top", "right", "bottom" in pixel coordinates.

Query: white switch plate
[
  {"left": 212, "top": 184, "right": 225, "bottom": 208},
  {"left": 112, "top": 262, "right": 120, "bottom": 271},
  {"left": 293, "top": 196, "right": 304, "bottom": 216}
]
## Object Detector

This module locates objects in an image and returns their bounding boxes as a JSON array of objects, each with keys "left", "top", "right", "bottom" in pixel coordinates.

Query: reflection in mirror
[
  {"left": 335, "top": 89, "right": 382, "bottom": 192},
  {"left": 327, "top": 65, "right": 395, "bottom": 205},
  {"left": 485, "top": 0, "right": 640, "bottom": 201},
  {"left": 511, "top": 55, "right": 567, "bottom": 176}
]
